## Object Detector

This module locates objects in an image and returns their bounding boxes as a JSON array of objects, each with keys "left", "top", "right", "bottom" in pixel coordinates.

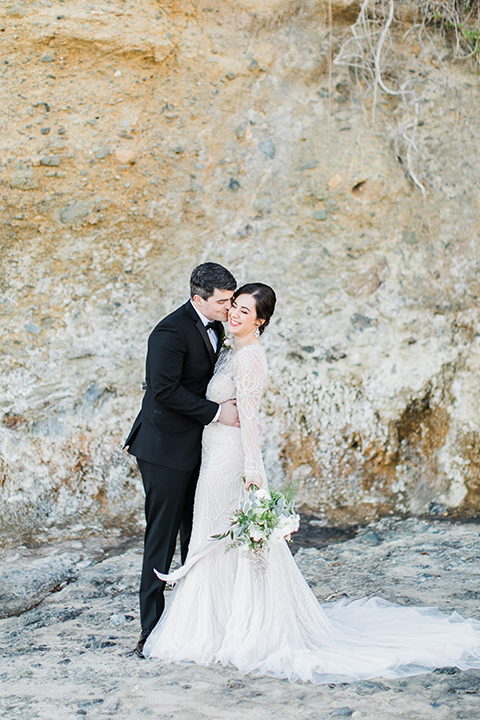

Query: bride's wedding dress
[{"left": 144, "top": 344, "right": 480, "bottom": 683}]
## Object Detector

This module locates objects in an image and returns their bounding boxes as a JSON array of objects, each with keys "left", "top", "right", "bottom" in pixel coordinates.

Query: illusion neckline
[{"left": 231, "top": 342, "right": 264, "bottom": 355}]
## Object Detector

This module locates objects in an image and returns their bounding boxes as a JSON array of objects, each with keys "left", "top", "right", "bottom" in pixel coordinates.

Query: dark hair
[
  {"left": 190, "top": 262, "right": 237, "bottom": 300},
  {"left": 234, "top": 282, "right": 276, "bottom": 335}
]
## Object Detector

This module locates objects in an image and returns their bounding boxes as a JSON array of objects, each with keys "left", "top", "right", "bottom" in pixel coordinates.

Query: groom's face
[{"left": 193, "top": 288, "right": 234, "bottom": 322}]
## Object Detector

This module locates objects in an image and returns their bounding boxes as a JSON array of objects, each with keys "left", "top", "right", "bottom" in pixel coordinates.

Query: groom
[{"left": 124, "top": 262, "right": 238, "bottom": 657}]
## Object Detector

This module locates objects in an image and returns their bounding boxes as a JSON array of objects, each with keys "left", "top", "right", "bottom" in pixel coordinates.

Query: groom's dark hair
[{"left": 190, "top": 262, "right": 237, "bottom": 300}]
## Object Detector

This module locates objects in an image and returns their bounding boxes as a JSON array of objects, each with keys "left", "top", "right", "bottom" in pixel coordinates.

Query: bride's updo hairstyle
[{"left": 233, "top": 282, "right": 276, "bottom": 335}]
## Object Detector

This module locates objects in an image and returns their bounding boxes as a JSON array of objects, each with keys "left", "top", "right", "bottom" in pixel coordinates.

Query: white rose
[
  {"left": 270, "top": 527, "right": 285, "bottom": 544},
  {"left": 249, "top": 524, "right": 265, "bottom": 542},
  {"left": 284, "top": 514, "right": 300, "bottom": 534},
  {"left": 271, "top": 514, "right": 300, "bottom": 543}
]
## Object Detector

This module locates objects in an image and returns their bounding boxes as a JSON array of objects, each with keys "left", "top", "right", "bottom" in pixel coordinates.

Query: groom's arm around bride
[{"left": 124, "top": 262, "right": 238, "bottom": 655}]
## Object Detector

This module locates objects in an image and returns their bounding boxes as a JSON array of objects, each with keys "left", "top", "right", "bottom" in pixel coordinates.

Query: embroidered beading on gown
[{"left": 144, "top": 345, "right": 480, "bottom": 684}]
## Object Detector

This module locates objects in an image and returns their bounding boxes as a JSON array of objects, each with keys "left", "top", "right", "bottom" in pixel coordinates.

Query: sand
[{"left": 1, "top": 516, "right": 480, "bottom": 719}]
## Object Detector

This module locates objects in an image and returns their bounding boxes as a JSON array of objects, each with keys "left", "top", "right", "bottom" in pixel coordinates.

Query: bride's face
[{"left": 228, "top": 294, "right": 263, "bottom": 337}]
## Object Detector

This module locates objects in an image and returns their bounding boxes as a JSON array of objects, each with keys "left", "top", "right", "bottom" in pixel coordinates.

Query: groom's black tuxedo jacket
[{"left": 125, "top": 300, "right": 224, "bottom": 471}]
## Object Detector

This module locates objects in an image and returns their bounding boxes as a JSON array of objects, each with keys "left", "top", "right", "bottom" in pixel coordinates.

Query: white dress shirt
[{"left": 190, "top": 300, "right": 222, "bottom": 422}]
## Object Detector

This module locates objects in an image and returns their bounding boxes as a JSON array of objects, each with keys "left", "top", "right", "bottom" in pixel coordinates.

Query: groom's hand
[{"left": 218, "top": 400, "right": 240, "bottom": 427}]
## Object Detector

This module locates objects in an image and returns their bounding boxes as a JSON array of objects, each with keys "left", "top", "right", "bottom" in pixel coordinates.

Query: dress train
[{"left": 144, "top": 345, "right": 480, "bottom": 683}]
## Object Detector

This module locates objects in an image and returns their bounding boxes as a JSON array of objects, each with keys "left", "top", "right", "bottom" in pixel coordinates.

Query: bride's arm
[{"left": 236, "top": 347, "right": 268, "bottom": 490}]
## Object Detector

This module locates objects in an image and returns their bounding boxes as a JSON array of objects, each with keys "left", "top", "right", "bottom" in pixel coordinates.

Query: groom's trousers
[{"left": 137, "top": 457, "right": 200, "bottom": 634}]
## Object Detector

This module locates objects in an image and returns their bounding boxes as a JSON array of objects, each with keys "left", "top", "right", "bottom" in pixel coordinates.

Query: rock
[
  {"left": 0, "top": 555, "right": 77, "bottom": 618},
  {"left": 313, "top": 208, "right": 327, "bottom": 221},
  {"left": 357, "top": 529, "right": 382, "bottom": 545},
  {"left": 103, "top": 700, "right": 121, "bottom": 714},
  {"left": 0, "top": 520, "right": 479, "bottom": 717},
  {"left": 325, "top": 347, "right": 347, "bottom": 362},
  {"left": 402, "top": 230, "right": 418, "bottom": 244},
  {"left": 1, "top": 0, "right": 480, "bottom": 540},
  {"left": 258, "top": 139, "right": 276, "bottom": 159},
  {"left": 40, "top": 127, "right": 50, "bottom": 135},
  {"left": 433, "top": 667, "right": 461, "bottom": 676},
  {"left": 350, "top": 314, "right": 373, "bottom": 329},
  {"left": 33, "top": 101, "right": 50, "bottom": 113},
  {"left": 22, "top": 605, "right": 83, "bottom": 628},
  {"left": 235, "top": 122, "right": 247, "bottom": 139},
  {"left": 47, "top": 137, "right": 65, "bottom": 151},
  {"left": 114, "top": 147, "right": 136, "bottom": 164},
  {"left": 5, "top": 5, "right": 26, "bottom": 18},
  {"left": 329, "top": 709, "right": 353, "bottom": 718},
  {"left": 327, "top": 173, "right": 343, "bottom": 188},
  {"left": 95, "top": 147, "right": 110, "bottom": 160},
  {"left": 236, "top": 224, "right": 254, "bottom": 237},
  {"left": 59, "top": 200, "right": 92, "bottom": 223},
  {"left": 25, "top": 322, "right": 41, "bottom": 335},
  {"left": 442, "top": 673, "right": 480, "bottom": 692},
  {"left": 355, "top": 681, "right": 390, "bottom": 695},
  {"left": 40, "top": 155, "right": 61, "bottom": 167},
  {"left": 109, "top": 613, "right": 126, "bottom": 627},
  {"left": 226, "top": 679, "right": 246, "bottom": 688},
  {"left": 40, "top": 54, "right": 55, "bottom": 63},
  {"left": 300, "top": 161, "right": 318, "bottom": 170},
  {"left": 428, "top": 502, "right": 448, "bottom": 516},
  {"left": 10, "top": 169, "right": 39, "bottom": 190}
]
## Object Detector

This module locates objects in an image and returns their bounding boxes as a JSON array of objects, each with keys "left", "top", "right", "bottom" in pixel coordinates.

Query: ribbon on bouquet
[
  {"left": 154, "top": 534, "right": 226, "bottom": 584},
  {"left": 153, "top": 497, "right": 241, "bottom": 584}
]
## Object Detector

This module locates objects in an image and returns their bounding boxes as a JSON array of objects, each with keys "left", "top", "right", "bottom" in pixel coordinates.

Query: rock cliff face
[{"left": 1, "top": 0, "right": 479, "bottom": 544}]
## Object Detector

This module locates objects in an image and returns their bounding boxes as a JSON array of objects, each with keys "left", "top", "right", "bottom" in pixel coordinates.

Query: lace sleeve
[{"left": 235, "top": 346, "right": 268, "bottom": 488}]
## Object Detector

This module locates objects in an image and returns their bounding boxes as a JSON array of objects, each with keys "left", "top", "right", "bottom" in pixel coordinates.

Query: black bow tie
[{"left": 205, "top": 321, "right": 217, "bottom": 331}]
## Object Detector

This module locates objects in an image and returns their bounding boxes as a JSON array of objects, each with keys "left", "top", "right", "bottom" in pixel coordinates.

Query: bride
[{"left": 144, "top": 282, "right": 480, "bottom": 683}]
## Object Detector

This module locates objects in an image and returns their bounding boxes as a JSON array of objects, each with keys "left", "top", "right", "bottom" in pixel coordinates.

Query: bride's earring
[{"left": 255, "top": 328, "right": 260, "bottom": 338}]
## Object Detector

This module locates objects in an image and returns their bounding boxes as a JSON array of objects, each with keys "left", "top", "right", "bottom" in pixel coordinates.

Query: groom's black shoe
[{"left": 134, "top": 629, "right": 151, "bottom": 659}]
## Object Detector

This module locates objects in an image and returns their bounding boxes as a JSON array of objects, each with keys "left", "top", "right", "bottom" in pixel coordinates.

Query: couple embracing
[
  {"left": 125, "top": 262, "right": 480, "bottom": 684},
  {"left": 125, "top": 263, "right": 274, "bottom": 658}
]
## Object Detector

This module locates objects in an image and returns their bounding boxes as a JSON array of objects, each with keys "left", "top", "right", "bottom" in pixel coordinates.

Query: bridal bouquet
[{"left": 212, "top": 483, "right": 300, "bottom": 567}]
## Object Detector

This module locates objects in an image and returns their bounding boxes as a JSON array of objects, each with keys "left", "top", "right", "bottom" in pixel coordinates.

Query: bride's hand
[{"left": 244, "top": 476, "right": 263, "bottom": 491}]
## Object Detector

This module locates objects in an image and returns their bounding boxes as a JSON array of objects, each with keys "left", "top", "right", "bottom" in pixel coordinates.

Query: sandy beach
[{"left": 1, "top": 516, "right": 480, "bottom": 719}]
